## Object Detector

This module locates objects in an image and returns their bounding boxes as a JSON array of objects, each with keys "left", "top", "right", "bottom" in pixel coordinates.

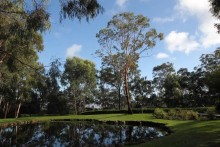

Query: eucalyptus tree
[
  {"left": 0, "top": 0, "right": 103, "bottom": 67},
  {"left": 0, "top": 0, "right": 103, "bottom": 117},
  {"left": 188, "top": 69, "right": 208, "bottom": 106},
  {"left": 163, "top": 74, "right": 181, "bottom": 107},
  {"left": 0, "top": 62, "right": 40, "bottom": 118},
  {"left": 96, "top": 12, "right": 163, "bottom": 113},
  {"left": 200, "top": 49, "right": 220, "bottom": 101},
  {"left": 209, "top": 0, "right": 220, "bottom": 33},
  {"left": 46, "top": 59, "right": 69, "bottom": 114},
  {"left": 152, "top": 62, "right": 175, "bottom": 99},
  {"left": 177, "top": 68, "right": 191, "bottom": 106},
  {"left": 130, "top": 76, "right": 153, "bottom": 108},
  {"left": 0, "top": 0, "right": 48, "bottom": 67},
  {"left": 62, "top": 57, "right": 96, "bottom": 114},
  {"left": 99, "top": 58, "right": 123, "bottom": 110},
  {"left": 0, "top": 0, "right": 49, "bottom": 117},
  {"left": 0, "top": 0, "right": 103, "bottom": 82}
]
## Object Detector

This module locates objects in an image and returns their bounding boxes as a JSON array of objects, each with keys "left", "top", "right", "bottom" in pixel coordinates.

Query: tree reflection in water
[{"left": 0, "top": 121, "right": 168, "bottom": 146}]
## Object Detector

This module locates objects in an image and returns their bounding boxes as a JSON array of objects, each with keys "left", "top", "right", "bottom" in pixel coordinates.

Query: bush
[
  {"left": 167, "top": 109, "right": 178, "bottom": 120},
  {"left": 154, "top": 108, "right": 199, "bottom": 120},
  {"left": 153, "top": 108, "right": 167, "bottom": 119},
  {"left": 207, "top": 107, "right": 216, "bottom": 120},
  {"left": 178, "top": 110, "right": 199, "bottom": 120}
]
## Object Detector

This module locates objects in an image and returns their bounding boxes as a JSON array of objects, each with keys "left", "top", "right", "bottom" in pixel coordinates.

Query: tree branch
[{"left": 0, "top": 50, "right": 39, "bottom": 71}]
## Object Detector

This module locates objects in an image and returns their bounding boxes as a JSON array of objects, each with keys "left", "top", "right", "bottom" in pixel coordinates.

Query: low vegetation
[{"left": 154, "top": 108, "right": 199, "bottom": 120}]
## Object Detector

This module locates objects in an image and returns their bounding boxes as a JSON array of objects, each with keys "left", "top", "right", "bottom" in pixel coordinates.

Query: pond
[{"left": 0, "top": 120, "right": 170, "bottom": 146}]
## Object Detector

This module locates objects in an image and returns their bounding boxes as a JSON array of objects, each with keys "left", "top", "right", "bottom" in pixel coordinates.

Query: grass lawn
[{"left": 0, "top": 114, "right": 220, "bottom": 147}]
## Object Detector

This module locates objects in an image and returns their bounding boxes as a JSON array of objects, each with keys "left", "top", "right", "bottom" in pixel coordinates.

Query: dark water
[{"left": 0, "top": 121, "right": 169, "bottom": 147}]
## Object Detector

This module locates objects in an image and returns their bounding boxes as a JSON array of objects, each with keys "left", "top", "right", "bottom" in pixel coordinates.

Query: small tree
[
  {"left": 62, "top": 57, "right": 96, "bottom": 114},
  {"left": 96, "top": 12, "right": 163, "bottom": 113}
]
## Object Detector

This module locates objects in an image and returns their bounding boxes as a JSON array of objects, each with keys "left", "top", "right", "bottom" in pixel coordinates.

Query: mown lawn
[{"left": 0, "top": 114, "right": 220, "bottom": 147}]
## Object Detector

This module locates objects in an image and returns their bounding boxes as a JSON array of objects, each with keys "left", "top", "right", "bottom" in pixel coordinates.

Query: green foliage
[
  {"left": 154, "top": 108, "right": 199, "bottom": 120},
  {"left": 206, "top": 107, "right": 216, "bottom": 120},
  {"left": 96, "top": 12, "right": 163, "bottom": 113},
  {"left": 0, "top": 0, "right": 104, "bottom": 118},
  {"left": 81, "top": 108, "right": 155, "bottom": 115},
  {"left": 60, "top": 0, "right": 104, "bottom": 21},
  {"left": 62, "top": 57, "right": 97, "bottom": 114},
  {"left": 178, "top": 110, "right": 199, "bottom": 120},
  {"left": 209, "top": 0, "right": 220, "bottom": 33},
  {"left": 82, "top": 107, "right": 213, "bottom": 116},
  {"left": 152, "top": 62, "right": 175, "bottom": 99},
  {"left": 153, "top": 108, "right": 167, "bottom": 119}
]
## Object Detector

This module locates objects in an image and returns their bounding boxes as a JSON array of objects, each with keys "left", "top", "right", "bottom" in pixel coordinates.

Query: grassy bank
[{"left": 0, "top": 114, "right": 220, "bottom": 147}]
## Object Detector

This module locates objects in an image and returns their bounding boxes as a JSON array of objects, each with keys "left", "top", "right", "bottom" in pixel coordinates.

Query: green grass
[{"left": 0, "top": 114, "right": 220, "bottom": 147}]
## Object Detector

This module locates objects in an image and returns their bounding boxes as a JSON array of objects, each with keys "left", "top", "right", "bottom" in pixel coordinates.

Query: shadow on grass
[{"left": 139, "top": 120, "right": 220, "bottom": 147}]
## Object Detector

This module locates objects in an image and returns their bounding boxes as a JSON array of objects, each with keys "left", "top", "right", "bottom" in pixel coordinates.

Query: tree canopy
[
  {"left": 96, "top": 12, "right": 163, "bottom": 113},
  {"left": 209, "top": 0, "right": 220, "bottom": 33}
]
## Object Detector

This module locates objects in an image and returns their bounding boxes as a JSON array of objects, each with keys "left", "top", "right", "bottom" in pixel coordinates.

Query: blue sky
[{"left": 39, "top": 0, "right": 220, "bottom": 80}]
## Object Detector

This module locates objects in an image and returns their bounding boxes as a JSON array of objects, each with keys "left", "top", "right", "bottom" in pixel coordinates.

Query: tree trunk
[
  {"left": 0, "top": 96, "right": 2, "bottom": 106},
  {"left": 124, "top": 67, "right": 132, "bottom": 114},
  {"left": 79, "top": 97, "right": 82, "bottom": 114},
  {"left": 4, "top": 102, "right": 9, "bottom": 118},
  {"left": 83, "top": 97, "right": 86, "bottom": 113},
  {"left": 15, "top": 103, "right": 21, "bottom": 118},
  {"left": 73, "top": 91, "right": 77, "bottom": 115},
  {"left": 118, "top": 87, "right": 121, "bottom": 110}
]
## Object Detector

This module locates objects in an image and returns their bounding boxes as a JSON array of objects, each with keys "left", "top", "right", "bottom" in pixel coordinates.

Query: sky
[{"left": 39, "top": 0, "right": 220, "bottom": 80}]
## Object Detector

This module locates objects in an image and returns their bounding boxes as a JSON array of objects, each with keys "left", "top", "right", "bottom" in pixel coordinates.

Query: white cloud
[
  {"left": 116, "top": 0, "right": 129, "bottom": 7},
  {"left": 66, "top": 44, "right": 82, "bottom": 58},
  {"left": 175, "top": 0, "right": 220, "bottom": 48},
  {"left": 156, "top": 53, "right": 170, "bottom": 59},
  {"left": 175, "top": 0, "right": 209, "bottom": 17},
  {"left": 165, "top": 31, "right": 199, "bottom": 54},
  {"left": 153, "top": 17, "right": 174, "bottom": 23}
]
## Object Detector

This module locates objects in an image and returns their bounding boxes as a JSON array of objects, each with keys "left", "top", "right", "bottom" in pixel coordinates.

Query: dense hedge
[
  {"left": 81, "top": 108, "right": 155, "bottom": 115},
  {"left": 80, "top": 107, "right": 213, "bottom": 115},
  {"left": 20, "top": 114, "right": 61, "bottom": 117},
  {"left": 19, "top": 107, "right": 214, "bottom": 116}
]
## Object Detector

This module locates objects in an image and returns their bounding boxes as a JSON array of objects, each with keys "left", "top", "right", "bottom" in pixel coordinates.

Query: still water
[{"left": 0, "top": 120, "right": 169, "bottom": 146}]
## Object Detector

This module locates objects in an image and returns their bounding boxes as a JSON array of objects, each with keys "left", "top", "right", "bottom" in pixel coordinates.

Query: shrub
[
  {"left": 207, "top": 107, "right": 216, "bottom": 120},
  {"left": 167, "top": 109, "right": 178, "bottom": 120},
  {"left": 178, "top": 110, "right": 199, "bottom": 120},
  {"left": 153, "top": 108, "right": 167, "bottom": 119},
  {"left": 154, "top": 108, "right": 199, "bottom": 120}
]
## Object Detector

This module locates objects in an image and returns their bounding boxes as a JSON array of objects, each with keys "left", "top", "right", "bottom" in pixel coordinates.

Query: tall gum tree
[
  {"left": 0, "top": 0, "right": 103, "bottom": 67},
  {"left": 62, "top": 57, "right": 96, "bottom": 115},
  {"left": 96, "top": 12, "right": 163, "bottom": 114},
  {"left": 0, "top": 0, "right": 103, "bottom": 118}
]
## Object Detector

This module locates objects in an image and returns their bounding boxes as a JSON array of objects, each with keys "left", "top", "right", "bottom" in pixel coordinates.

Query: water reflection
[{"left": 0, "top": 121, "right": 168, "bottom": 146}]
